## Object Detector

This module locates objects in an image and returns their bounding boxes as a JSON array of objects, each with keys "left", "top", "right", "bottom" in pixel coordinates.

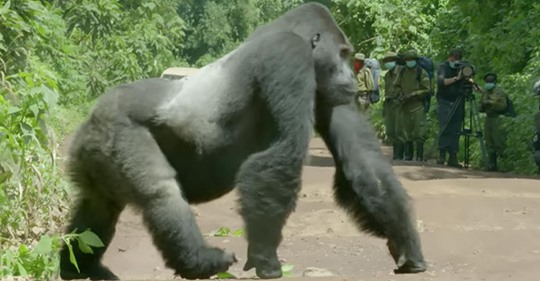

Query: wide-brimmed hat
[
  {"left": 354, "top": 53, "right": 366, "bottom": 60},
  {"left": 382, "top": 51, "right": 399, "bottom": 62}
]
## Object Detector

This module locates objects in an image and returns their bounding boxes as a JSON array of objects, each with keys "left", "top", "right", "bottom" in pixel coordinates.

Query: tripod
[
  {"left": 460, "top": 93, "right": 489, "bottom": 169},
  {"left": 438, "top": 84, "right": 490, "bottom": 170}
]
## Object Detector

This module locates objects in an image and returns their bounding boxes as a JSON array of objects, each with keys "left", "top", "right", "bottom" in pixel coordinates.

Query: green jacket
[
  {"left": 480, "top": 87, "right": 507, "bottom": 117},
  {"left": 394, "top": 66, "right": 430, "bottom": 100},
  {"left": 384, "top": 66, "right": 400, "bottom": 100}
]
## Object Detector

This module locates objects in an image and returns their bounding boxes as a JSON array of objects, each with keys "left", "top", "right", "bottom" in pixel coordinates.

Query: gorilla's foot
[
  {"left": 175, "top": 247, "right": 237, "bottom": 280},
  {"left": 243, "top": 253, "right": 282, "bottom": 279},
  {"left": 387, "top": 239, "right": 427, "bottom": 275},
  {"left": 60, "top": 263, "right": 119, "bottom": 280}
]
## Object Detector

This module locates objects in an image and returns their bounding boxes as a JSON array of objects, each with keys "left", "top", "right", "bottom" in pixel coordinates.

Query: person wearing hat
[
  {"left": 353, "top": 52, "right": 375, "bottom": 114},
  {"left": 393, "top": 49, "right": 430, "bottom": 161},
  {"left": 381, "top": 51, "right": 405, "bottom": 160},
  {"left": 479, "top": 72, "right": 508, "bottom": 171}
]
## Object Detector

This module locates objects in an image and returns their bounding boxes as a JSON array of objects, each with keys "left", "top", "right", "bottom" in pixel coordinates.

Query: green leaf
[
  {"left": 216, "top": 271, "right": 237, "bottom": 279},
  {"left": 232, "top": 228, "right": 244, "bottom": 237},
  {"left": 17, "top": 261, "right": 28, "bottom": 276},
  {"left": 7, "top": 106, "right": 21, "bottom": 115},
  {"left": 33, "top": 235, "right": 53, "bottom": 255},
  {"left": 78, "top": 229, "right": 105, "bottom": 248},
  {"left": 281, "top": 263, "right": 294, "bottom": 273},
  {"left": 67, "top": 243, "right": 80, "bottom": 273},
  {"left": 77, "top": 238, "right": 94, "bottom": 254}
]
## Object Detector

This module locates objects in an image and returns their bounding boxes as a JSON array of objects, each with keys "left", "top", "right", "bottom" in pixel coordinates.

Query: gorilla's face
[{"left": 312, "top": 31, "right": 356, "bottom": 106}]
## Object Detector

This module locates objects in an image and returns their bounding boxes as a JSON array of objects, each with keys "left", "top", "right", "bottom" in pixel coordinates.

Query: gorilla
[{"left": 59, "top": 3, "right": 426, "bottom": 280}]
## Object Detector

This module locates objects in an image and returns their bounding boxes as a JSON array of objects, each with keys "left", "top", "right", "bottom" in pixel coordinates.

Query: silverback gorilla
[{"left": 59, "top": 3, "right": 426, "bottom": 280}]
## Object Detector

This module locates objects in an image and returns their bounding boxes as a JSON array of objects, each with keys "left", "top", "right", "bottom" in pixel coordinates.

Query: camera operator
[{"left": 435, "top": 48, "right": 466, "bottom": 167}]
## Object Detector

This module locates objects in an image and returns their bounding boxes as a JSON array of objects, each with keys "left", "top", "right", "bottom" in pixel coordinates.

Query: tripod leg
[{"left": 469, "top": 98, "right": 490, "bottom": 170}]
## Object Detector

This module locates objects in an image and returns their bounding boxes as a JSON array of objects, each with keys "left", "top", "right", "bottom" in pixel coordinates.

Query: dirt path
[{"left": 88, "top": 138, "right": 540, "bottom": 281}]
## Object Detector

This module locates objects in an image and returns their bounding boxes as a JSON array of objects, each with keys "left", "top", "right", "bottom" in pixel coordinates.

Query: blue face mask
[
  {"left": 450, "top": 60, "right": 460, "bottom": 69},
  {"left": 484, "top": 83, "right": 495, "bottom": 90},
  {"left": 406, "top": 60, "right": 417, "bottom": 68},
  {"left": 385, "top": 61, "right": 396, "bottom": 70}
]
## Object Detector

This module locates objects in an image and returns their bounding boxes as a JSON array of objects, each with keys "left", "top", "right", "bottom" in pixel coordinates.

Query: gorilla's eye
[{"left": 311, "top": 33, "right": 321, "bottom": 49}]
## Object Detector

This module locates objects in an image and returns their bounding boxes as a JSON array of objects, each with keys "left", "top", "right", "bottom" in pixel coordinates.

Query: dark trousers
[{"left": 437, "top": 98, "right": 465, "bottom": 154}]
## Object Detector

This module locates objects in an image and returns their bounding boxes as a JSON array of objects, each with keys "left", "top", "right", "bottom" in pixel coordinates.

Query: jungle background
[{"left": 1, "top": 0, "right": 539, "bottom": 279}]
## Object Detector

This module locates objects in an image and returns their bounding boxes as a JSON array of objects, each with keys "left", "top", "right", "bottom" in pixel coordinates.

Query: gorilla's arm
[{"left": 315, "top": 103, "right": 426, "bottom": 274}]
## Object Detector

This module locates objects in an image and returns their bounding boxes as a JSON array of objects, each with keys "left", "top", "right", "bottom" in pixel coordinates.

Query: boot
[
  {"left": 488, "top": 152, "right": 498, "bottom": 171},
  {"left": 415, "top": 142, "right": 424, "bottom": 162},
  {"left": 392, "top": 142, "right": 404, "bottom": 160},
  {"left": 447, "top": 152, "right": 462, "bottom": 168},
  {"left": 437, "top": 149, "right": 446, "bottom": 165},
  {"left": 404, "top": 141, "right": 414, "bottom": 161}
]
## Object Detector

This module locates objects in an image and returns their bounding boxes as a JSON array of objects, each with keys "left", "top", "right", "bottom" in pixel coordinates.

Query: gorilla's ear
[
  {"left": 311, "top": 33, "right": 321, "bottom": 49},
  {"left": 339, "top": 44, "right": 353, "bottom": 58}
]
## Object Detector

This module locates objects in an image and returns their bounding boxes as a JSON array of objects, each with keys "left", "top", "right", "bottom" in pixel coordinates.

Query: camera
[{"left": 455, "top": 61, "right": 476, "bottom": 79}]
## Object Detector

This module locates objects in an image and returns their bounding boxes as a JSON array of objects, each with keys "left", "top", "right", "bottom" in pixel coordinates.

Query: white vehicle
[{"left": 160, "top": 67, "right": 199, "bottom": 80}]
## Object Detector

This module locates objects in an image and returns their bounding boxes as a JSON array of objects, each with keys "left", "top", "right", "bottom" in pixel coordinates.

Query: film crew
[
  {"left": 353, "top": 52, "right": 375, "bottom": 115},
  {"left": 478, "top": 73, "right": 508, "bottom": 172},
  {"left": 381, "top": 51, "right": 405, "bottom": 160},
  {"left": 435, "top": 48, "right": 466, "bottom": 167},
  {"left": 394, "top": 50, "right": 430, "bottom": 161}
]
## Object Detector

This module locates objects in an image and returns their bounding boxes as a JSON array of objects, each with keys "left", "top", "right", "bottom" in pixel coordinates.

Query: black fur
[{"left": 59, "top": 3, "right": 425, "bottom": 280}]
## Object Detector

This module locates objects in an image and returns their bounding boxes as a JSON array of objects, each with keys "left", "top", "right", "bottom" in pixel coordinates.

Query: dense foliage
[{"left": 1, "top": 0, "right": 539, "bottom": 279}]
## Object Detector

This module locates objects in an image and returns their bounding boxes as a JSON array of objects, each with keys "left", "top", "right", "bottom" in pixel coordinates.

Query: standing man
[
  {"left": 394, "top": 50, "right": 430, "bottom": 161},
  {"left": 353, "top": 52, "right": 375, "bottom": 114},
  {"left": 436, "top": 48, "right": 466, "bottom": 167},
  {"left": 479, "top": 73, "right": 508, "bottom": 171},
  {"left": 381, "top": 51, "right": 404, "bottom": 160}
]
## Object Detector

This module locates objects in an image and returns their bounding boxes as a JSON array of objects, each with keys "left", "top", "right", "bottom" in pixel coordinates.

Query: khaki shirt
[{"left": 356, "top": 67, "right": 374, "bottom": 95}]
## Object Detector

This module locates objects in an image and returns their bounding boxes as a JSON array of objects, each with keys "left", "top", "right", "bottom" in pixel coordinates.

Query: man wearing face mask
[
  {"left": 394, "top": 49, "right": 430, "bottom": 161},
  {"left": 436, "top": 48, "right": 465, "bottom": 167},
  {"left": 381, "top": 51, "right": 404, "bottom": 160},
  {"left": 353, "top": 52, "right": 375, "bottom": 114},
  {"left": 479, "top": 73, "right": 508, "bottom": 171}
]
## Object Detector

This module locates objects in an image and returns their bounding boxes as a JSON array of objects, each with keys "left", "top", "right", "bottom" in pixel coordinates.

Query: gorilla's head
[{"left": 249, "top": 3, "right": 357, "bottom": 106}]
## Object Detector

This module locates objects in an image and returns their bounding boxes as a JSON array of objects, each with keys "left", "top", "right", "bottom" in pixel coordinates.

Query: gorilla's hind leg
[
  {"left": 59, "top": 192, "right": 123, "bottom": 280},
  {"left": 115, "top": 124, "right": 236, "bottom": 279}
]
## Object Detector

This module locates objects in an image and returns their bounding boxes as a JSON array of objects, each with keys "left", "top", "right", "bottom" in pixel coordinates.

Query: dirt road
[{"left": 97, "top": 138, "right": 540, "bottom": 281}]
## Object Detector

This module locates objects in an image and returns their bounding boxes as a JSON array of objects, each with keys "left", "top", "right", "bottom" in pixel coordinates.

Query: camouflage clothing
[
  {"left": 480, "top": 87, "right": 508, "bottom": 155},
  {"left": 382, "top": 65, "right": 403, "bottom": 144},
  {"left": 394, "top": 66, "right": 430, "bottom": 143}
]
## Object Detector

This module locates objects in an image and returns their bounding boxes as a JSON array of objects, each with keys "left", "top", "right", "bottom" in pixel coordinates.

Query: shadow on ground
[{"left": 305, "top": 150, "right": 540, "bottom": 182}]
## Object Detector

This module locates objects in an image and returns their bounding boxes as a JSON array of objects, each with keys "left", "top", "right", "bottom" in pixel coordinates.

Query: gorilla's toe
[
  {"left": 176, "top": 247, "right": 237, "bottom": 280},
  {"left": 394, "top": 259, "right": 427, "bottom": 274},
  {"left": 256, "top": 266, "right": 283, "bottom": 279}
]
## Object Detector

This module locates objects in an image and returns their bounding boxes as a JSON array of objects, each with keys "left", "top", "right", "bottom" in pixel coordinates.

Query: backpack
[
  {"left": 416, "top": 56, "right": 435, "bottom": 112},
  {"left": 364, "top": 58, "right": 381, "bottom": 104},
  {"left": 503, "top": 96, "right": 517, "bottom": 118}
]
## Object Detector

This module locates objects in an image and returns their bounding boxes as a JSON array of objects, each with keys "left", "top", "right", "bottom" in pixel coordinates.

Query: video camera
[{"left": 455, "top": 61, "right": 479, "bottom": 96}]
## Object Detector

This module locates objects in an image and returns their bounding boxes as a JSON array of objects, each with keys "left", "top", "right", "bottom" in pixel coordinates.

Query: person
[
  {"left": 394, "top": 49, "right": 430, "bottom": 161},
  {"left": 353, "top": 52, "right": 375, "bottom": 114},
  {"left": 532, "top": 80, "right": 540, "bottom": 173},
  {"left": 478, "top": 73, "right": 508, "bottom": 171},
  {"left": 435, "top": 48, "right": 466, "bottom": 167},
  {"left": 381, "top": 51, "right": 404, "bottom": 160}
]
